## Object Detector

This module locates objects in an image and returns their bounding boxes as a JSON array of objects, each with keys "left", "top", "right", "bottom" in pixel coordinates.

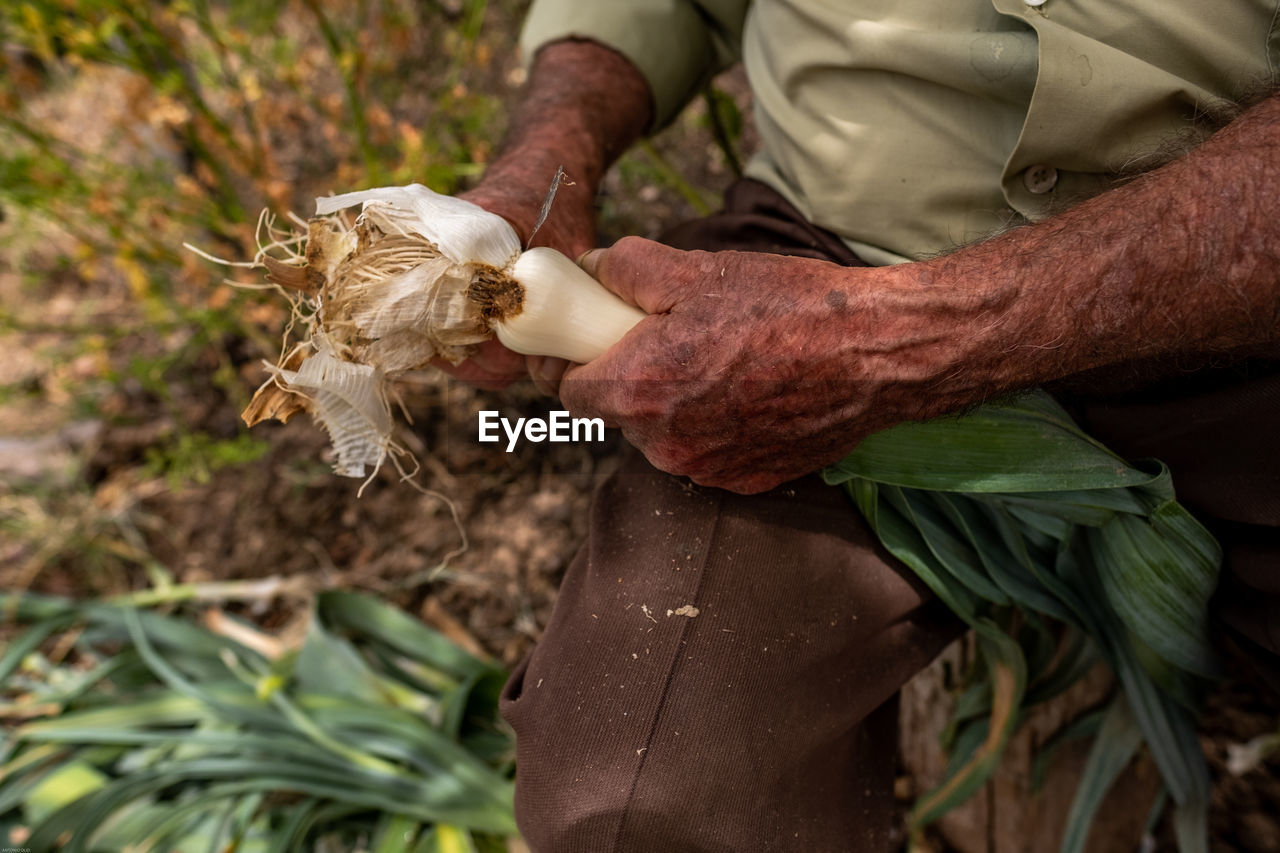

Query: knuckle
[
  {"left": 643, "top": 442, "right": 691, "bottom": 478},
  {"left": 611, "top": 235, "right": 651, "bottom": 256}
]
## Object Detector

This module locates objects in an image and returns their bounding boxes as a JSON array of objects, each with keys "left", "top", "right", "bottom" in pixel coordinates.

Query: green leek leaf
[{"left": 824, "top": 389, "right": 1219, "bottom": 853}]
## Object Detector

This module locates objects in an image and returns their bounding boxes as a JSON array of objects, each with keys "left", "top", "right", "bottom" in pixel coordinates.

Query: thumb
[{"left": 579, "top": 236, "right": 706, "bottom": 315}]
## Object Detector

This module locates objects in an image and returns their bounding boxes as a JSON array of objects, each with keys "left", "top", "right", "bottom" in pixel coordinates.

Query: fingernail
[{"left": 577, "top": 248, "right": 603, "bottom": 277}]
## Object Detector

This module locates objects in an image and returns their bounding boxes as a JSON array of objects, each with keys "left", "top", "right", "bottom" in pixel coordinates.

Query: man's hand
[
  {"left": 560, "top": 94, "right": 1280, "bottom": 494},
  {"left": 431, "top": 38, "right": 652, "bottom": 394},
  {"left": 559, "top": 239, "right": 1015, "bottom": 493}
]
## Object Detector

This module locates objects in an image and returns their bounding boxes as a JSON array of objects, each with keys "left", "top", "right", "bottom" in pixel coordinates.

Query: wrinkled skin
[
  {"left": 559, "top": 238, "right": 1011, "bottom": 494},
  {"left": 436, "top": 39, "right": 1280, "bottom": 495},
  {"left": 557, "top": 80, "right": 1280, "bottom": 493}
]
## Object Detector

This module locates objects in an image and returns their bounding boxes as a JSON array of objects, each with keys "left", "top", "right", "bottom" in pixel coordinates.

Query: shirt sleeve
[{"left": 519, "top": 0, "right": 749, "bottom": 130}]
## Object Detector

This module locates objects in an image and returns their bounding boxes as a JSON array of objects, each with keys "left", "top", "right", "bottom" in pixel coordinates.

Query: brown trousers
[{"left": 499, "top": 179, "right": 1280, "bottom": 852}]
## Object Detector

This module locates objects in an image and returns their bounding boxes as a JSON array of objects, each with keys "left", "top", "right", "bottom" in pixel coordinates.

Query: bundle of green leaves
[
  {"left": 0, "top": 590, "right": 516, "bottom": 852},
  {"left": 825, "top": 390, "right": 1220, "bottom": 853}
]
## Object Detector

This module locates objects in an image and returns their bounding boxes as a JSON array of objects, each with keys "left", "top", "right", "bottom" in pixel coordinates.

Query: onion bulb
[{"left": 243, "top": 183, "right": 644, "bottom": 478}]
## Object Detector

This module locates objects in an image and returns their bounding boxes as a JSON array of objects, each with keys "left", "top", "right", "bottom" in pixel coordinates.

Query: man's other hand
[{"left": 560, "top": 238, "right": 1011, "bottom": 493}]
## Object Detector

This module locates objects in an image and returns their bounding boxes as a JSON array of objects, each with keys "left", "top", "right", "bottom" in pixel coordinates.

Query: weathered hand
[
  {"left": 558, "top": 94, "right": 1280, "bottom": 493},
  {"left": 560, "top": 238, "right": 1013, "bottom": 493}
]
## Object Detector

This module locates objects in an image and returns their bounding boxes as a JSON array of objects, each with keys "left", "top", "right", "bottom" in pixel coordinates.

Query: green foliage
[
  {"left": 824, "top": 389, "right": 1220, "bottom": 853},
  {"left": 0, "top": 590, "right": 517, "bottom": 851},
  {"left": 144, "top": 431, "right": 270, "bottom": 486},
  {"left": 701, "top": 86, "right": 744, "bottom": 177},
  {"left": 0, "top": 0, "right": 529, "bottom": 587},
  {"left": 0, "top": 0, "right": 525, "bottom": 333},
  {"left": 0, "top": 15, "right": 534, "bottom": 842}
]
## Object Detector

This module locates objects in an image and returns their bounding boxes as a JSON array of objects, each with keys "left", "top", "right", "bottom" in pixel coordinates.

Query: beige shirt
[{"left": 521, "top": 0, "right": 1279, "bottom": 263}]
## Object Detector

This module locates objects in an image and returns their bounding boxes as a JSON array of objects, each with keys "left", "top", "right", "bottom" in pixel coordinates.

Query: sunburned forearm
[
  {"left": 925, "top": 93, "right": 1280, "bottom": 396},
  {"left": 476, "top": 39, "right": 652, "bottom": 244}
]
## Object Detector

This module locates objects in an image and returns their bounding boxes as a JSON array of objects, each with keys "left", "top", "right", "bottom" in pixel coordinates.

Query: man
[{"left": 444, "top": 2, "right": 1280, "bottom": 849}]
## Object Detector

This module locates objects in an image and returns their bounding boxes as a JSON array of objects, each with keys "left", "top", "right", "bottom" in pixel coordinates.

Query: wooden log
[{"left": 899, "top": 637, "right": 1163, "bottom": 853}]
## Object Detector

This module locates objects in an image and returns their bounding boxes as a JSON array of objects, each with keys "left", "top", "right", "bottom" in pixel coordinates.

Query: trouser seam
[{"left": 610, "top": 487, "right": 726, "bottom": 850}]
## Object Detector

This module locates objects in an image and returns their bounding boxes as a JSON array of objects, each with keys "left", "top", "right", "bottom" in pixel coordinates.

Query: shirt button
[
  {"left": 1024, "top": 0, "right": 1047, "bottom": 6},
  {"left": 1023, "top": 164, "right": 1058, "bottom": 194}
]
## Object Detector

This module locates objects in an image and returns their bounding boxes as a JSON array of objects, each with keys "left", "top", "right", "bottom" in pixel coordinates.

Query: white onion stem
[{"left": 493, "top": 247, "right": 645, "bottom": 364}]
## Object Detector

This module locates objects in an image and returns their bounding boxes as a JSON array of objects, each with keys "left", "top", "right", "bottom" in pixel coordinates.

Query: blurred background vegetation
[
  {"left": 0, "top": 0, "right": 737, "bottom": 603},
  {"left": 0, "top": 1, "right": 741, "bottom": 848}
]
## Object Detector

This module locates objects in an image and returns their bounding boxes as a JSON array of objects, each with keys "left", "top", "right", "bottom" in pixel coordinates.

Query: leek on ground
[{"left": 0, "top": 590, "right": 517, "bottom": 852}]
